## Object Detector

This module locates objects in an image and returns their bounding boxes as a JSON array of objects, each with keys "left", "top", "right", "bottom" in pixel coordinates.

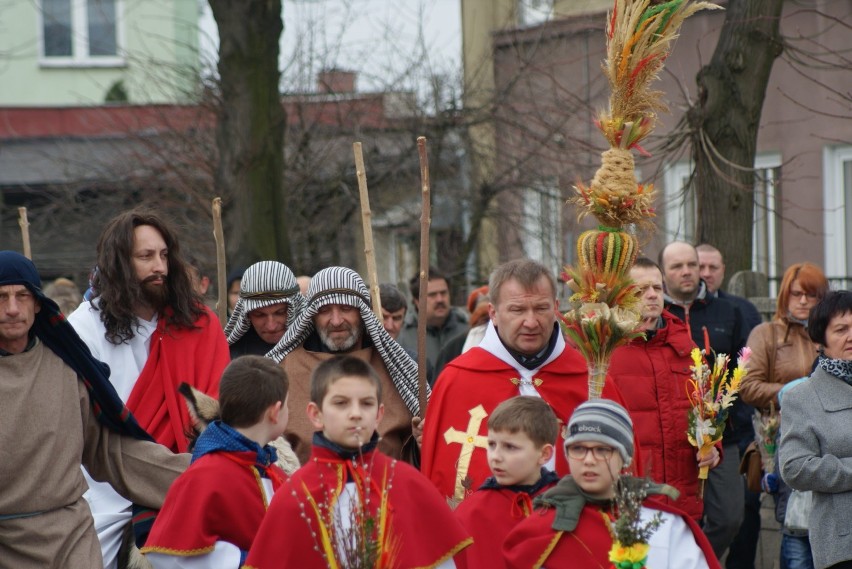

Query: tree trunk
[
  {"left": 209, "top": 0, "right": 288, "bottom": 265},
  {"left": 688, "top": 0, "right": 784, "bottom": 279}
]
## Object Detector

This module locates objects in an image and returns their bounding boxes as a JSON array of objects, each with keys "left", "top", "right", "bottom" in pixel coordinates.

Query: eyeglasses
[
  {"left": 566, "top": 444, "right": 615, "bottom": 461},
  {"left": 790, "top": 291, "right": 819, "bottom": 301}
]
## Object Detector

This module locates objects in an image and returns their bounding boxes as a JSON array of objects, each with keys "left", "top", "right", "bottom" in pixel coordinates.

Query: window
[
  {"left": 823, "top": 145, "right": 852, "bottom": 289},
  {"left": 518, "top": 0, "right": 553, "bottom": 26},
  {"left": 521, "top": 180, "right": 562, "bottom": 269},
  {"left": 39, "top": 0, "right": 122, "bottom": 66},
  {"left": 664, "top": 156, "right": 781, "bottom": 290},
  {"left": 662, "top": 162, "right": 697, "bottom": 243}
]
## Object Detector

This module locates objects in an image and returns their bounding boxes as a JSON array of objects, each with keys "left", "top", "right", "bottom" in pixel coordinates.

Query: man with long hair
[{"left": 69, "top": 208, "right": 230, "bottom": 569}]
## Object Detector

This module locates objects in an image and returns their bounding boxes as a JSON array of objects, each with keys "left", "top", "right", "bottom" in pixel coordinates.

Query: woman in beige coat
[{"left": 740, "top": 263, "right": 828, "bottom": 409}]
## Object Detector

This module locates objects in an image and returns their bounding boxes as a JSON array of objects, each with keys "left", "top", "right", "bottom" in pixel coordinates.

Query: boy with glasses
[{"left": 503, "top": 400, "right": 719, "bottom": 569}]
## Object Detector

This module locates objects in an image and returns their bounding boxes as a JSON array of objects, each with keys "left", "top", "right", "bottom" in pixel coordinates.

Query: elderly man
[
  {"left": 420, "top": 259, "right": 639, "bottom": 502},
  {"left": 225, "top": 261, "right": 306, "bottom": 359},
  {"left": 610, "top": 257, "right": 718, "bottom": 522},
  {"left": 268, "top": 267, "right": 423, "bottom": 464},
  {"left": 69, "top": 209, "right": 230, "bottom": 568},
  {"left": 0, "top": 251, "right": 187, "bottom": 569}
]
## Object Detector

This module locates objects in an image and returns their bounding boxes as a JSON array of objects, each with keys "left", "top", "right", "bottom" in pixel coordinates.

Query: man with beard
[
  {"left": 267, "top": 267, "right": 423, "bottom": 464},
  {"left": 69, "top": 209, "right": 230, "bottom": 569}
]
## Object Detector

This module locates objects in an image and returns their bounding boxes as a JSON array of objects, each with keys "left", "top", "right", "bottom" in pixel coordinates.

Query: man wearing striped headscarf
[
  {"left": 224, "top": 261, "right": 306, "bottom": 359},
  {"left": 267, "top": 267, "right": 424, "bottom": 465}
]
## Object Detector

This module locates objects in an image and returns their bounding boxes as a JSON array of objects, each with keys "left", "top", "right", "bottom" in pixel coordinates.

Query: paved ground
[{"left": 721, "top": 494, "right": 781, "bottom": 569}]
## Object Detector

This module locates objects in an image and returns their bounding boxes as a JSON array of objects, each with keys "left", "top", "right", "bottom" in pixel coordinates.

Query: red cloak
[
  {"left": 454, "top": 479, "right": 557, "bottom": 569},
  {"left": 243, "top": 444, "right": 472, "bottom": 569},
  {"left": 142, "top": 451, "right": 286, "bottom": 556},
  {"left": 126, "top": 306, "right": 230, "bottom": 452},
  {"left": 420, "top": 345, "right": 642, "bottom": 501},
  {"left": 503, "top": 498, "right": 720, "bottom": 569}
]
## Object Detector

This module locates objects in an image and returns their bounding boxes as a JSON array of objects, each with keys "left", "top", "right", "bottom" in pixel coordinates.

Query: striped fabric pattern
[
  {"left": 266, "top": 266, "right": 426, "bottom": 416},
  {"left": 224, "top": 261, "right": 306, "bottom": 345}
]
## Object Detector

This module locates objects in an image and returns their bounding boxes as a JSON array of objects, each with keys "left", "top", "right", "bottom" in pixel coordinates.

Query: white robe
[{"left": 68, "top": 300, "right": 159, "bottom": 569}]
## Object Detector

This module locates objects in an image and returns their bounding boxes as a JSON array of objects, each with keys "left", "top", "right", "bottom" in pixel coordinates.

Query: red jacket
[{"left": 609, "top": 310, "right": 704, "bottom": 520}]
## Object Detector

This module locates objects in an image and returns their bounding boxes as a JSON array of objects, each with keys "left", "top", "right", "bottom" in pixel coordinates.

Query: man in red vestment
[
  {"left": 420, "top": 259, "right": 641, "bottom": 503},
  {"left": 69, "top": 209, "right": 230, "bottom": 569}
]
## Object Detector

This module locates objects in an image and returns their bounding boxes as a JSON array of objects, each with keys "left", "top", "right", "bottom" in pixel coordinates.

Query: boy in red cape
[
  {"left": 503, "top": 400, "right": 719, "bottom": 569},
  {"left": 454, "top": 397, "right": 560, "bottom": 569},
  {"left": 243, "top": 356, "right": 471, "bottom": 569},
  {"left": 142, "top": 356, "right": 289, "bottom": 568}
]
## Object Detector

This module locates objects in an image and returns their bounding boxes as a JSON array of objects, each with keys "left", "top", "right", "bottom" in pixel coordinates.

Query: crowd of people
[{"left": 1, "top": 207, "right": 849, "bottom": 569}]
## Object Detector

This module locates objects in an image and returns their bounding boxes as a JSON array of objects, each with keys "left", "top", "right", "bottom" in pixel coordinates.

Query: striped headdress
[
  {"left": 266, "top": 266, "right": 426, "bottom": 416},
  {"left": 224, "top": 261, "right": 306, "bottom": 345}
]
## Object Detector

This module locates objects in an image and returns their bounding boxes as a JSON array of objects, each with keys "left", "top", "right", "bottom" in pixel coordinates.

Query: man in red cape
[
  {"left": 69, "top": 209, "right": 229, "bottom": 569},
  {"left": 420, "top": 259, "right": 641, "bottom": 503}
]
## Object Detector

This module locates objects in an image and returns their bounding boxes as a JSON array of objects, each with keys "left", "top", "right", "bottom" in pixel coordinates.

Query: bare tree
[
  {"left": 208, "top": 0, "right": 289, "bottom": 266},
  {"left": 687, "top": 0, "right": 785, "bottom": 276}
]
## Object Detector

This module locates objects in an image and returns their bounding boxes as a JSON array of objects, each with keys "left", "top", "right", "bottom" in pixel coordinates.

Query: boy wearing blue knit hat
[{"left": 503, "top": 399, "right": 720, "bottom": 569}]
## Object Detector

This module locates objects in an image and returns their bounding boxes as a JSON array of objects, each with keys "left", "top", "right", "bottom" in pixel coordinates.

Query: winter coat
[
  {"left": 610, "top": 310, "right": 703, "bottom": 520},
  {"left": 740, "top": 318, "right": 818, "bottom": 410}
]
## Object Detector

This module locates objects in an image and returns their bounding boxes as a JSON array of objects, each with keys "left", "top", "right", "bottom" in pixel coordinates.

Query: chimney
[{"left": 317, "top": 69, "right": 357, "bottom": 94}]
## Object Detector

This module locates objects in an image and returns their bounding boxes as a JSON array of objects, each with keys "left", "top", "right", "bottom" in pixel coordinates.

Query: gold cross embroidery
[{"left": 443, "top": 404, "right": 489, "bottom": 502}]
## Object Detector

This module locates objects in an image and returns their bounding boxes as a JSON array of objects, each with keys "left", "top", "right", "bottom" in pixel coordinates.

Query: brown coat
[
  {"left": 740, "top": 319, "right": 819, "bottom": 410},
  {"left": 0, "top": 341, "right": 187, "bottom": 569},
  {"left": 280, "top": 344, "right": 414, "bottom": 464}
]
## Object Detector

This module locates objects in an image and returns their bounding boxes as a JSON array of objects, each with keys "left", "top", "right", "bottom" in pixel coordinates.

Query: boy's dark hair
[
  {"left": 408, "top": 266, "right": 448, "bottom": 300},
  {"left": 310, "top": 356, "right": 383, "bottom": 405},
  {"left": 488, "top": 396, "right": 558, "bottom": 448},
  {"left": 219, "top": 356, "right": 289, "bottom": 428}
]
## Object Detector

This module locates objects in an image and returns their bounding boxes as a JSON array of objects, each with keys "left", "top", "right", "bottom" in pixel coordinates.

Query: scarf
[
  {"left": 479, "top": 467, "right": 560, "bottom": 493},
  {"left": 0, "top": 251, "right": 151, "bottom": 441},
  {"left": 224, "top": 261, "right": 306, "bottom": 345},
  {"left": 534, "top": 475, "right": 679, "bottom": 532},
  {"left": 192, "top": 420, "right": 278, "bottom": 466},
  {"left": 817, "top": 353, "right": 852, "bottom": 387},
  {"left": 267, "top": 267, "right": 425, "bottom": 416}
]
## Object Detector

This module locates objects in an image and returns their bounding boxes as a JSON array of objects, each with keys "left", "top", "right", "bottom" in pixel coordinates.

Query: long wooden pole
[
  {"left": 212, "top": 198, "right": 227, "bottom": 327},
  {"left": 416, "top": 136, "right": 431, "bottom": 418},
  {"left": 18, "top": 207, "right": 31, "bottom": 259},
  {"left": 353, "top": 142, "right": 383, "bottom": 320}
]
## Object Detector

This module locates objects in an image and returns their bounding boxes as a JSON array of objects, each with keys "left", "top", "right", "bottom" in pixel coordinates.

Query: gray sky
[{"left": 199, "top": 0, "right": 462, "bottom": 94}]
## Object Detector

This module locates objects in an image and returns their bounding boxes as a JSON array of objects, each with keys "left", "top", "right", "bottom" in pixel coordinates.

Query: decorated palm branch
[{"left": 559, "top": 0, "right": 720, "bottom": 400}]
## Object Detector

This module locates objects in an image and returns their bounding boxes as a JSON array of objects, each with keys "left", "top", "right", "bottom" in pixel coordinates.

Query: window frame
[
  {"left": 823, "top": 145, "right": 852, "bottom": 287},
  {"left": 37, "top": 0, "right": 125, "bottom": 68}
]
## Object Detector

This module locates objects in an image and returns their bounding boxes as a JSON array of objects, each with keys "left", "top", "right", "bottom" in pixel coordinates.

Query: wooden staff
[
  {"left": 353, "top": 142, "right": 383, "bottom": 320},
  {"left": 212, "top": 198, "right": 227, "bottom": 327},
  {"left": 416, "top": 136, "right": 431, "bottom": 418},
  {"left": 18, "top": 207, "right": 31, "bottom": 259}
]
